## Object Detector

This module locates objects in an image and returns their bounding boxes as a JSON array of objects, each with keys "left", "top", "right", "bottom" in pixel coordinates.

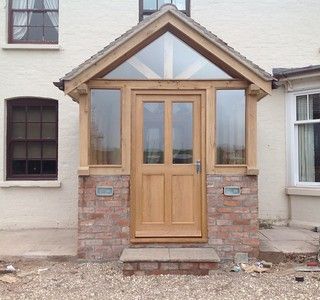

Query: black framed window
[
  {"left": 139, "top": 0, "right": 190, "bottom": 21},
  {"left": 7, "top": 98, "right": 58, "bottom": 180},
  {"left": 8, "top": 0, "right": 59, "bottom": 44}
]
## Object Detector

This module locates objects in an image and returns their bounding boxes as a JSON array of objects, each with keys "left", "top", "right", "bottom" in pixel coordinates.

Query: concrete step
[{"left": 120, "top": 248, "right": 220, "bottom": 276}]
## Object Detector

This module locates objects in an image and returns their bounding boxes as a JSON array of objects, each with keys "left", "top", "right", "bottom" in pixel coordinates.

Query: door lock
[{"left": 195, "top": 160, "right": 201, "bottom": 174}]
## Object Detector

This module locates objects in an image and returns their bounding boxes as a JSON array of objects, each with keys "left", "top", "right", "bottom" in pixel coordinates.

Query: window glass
[
  {"left": 105, "top": 32, "right": 232, "bottom": 80},
  {"left": 143, "top": 103, "right": 164, "bottom": 164},
  {"left": 90, "top": 90, "right": 121, "bottom": 165},
  {"left": 10, "top": 0, "right": 59, "bottom": 44},
  {"left": 7, "top": 98, "right": 58, "bottom": 179},
  {"left": 172, "top": 103, "right": 193, "bottom": 164},
  {"left": 296, "top": 93, "right": 320, "bottom": 182},
  {"left": 140, "top": 0, "right": 190, "bottom": 21},
  {"left": 216, "top": 90, "right": 246, "bottom": 164}
]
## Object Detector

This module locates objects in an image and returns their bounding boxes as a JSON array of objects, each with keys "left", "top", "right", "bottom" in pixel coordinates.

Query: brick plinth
[
  {"left": 123, "top": 261, "right": 219, "bottom": 276},
  {"left": 78, "top": 174, "right": 258, "bottom": 262},
  {"left": 207, "top": 175, "right": 259, "bottom": 259},
  {"left": 78, "top": 175, "right": 130, "bottom": 260}
]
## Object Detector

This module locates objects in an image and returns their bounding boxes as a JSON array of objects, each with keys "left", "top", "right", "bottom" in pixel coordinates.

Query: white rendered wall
[{"left": 0, "top": 0, "right": 320, "bottom": 229}]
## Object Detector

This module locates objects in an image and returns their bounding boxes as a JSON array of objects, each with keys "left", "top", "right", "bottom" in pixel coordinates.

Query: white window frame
[{"left": 287, "top": 88, "right": 320, "bottom": 187}]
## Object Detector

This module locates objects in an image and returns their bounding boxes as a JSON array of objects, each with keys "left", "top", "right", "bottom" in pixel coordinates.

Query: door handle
[{"left": 195, "top": 160, "right": 201, "bottom": 174}]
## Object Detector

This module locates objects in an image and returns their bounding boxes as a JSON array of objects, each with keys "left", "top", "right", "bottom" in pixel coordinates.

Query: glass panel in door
[
  {"left": 143, "top": 102, "right": 164, "bottom": 164},
  {"left": 172, "top": 102, "right": 193, "bottom": 164}
]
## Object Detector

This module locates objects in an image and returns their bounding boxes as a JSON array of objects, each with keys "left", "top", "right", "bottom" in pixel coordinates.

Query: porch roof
[{"left": 55, "top": 4, "right": 274, "bottom": 92}]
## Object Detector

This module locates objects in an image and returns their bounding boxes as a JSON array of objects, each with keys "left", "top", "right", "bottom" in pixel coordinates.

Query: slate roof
[
  {"left": 56, "top": 4, "right": 274, "bottom": 90},
  {"left": 273, "top": 65, "right": 320, "bottom": 79}
]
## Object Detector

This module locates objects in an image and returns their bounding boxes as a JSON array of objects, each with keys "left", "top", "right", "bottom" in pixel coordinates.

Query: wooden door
[{"left": 132, "top": 93, "right": 205, "bottom": 240}]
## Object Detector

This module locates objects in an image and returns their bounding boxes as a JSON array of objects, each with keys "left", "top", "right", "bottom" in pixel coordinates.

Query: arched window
[{"left": 6, "top": 98, "right": 58, "bottom": 180}]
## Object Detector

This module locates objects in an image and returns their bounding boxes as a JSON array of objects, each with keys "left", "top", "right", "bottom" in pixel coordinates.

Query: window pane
[
  {"left": 90, "top": 90, "right": 121, "bottom": 165},
  {"left": 143, "top": 0, "right": 157, "bottom": 10},
  {"left": 158, "top": 0, "right": 172, "bottom": 8},
  {"left": 216, "top": 90, "right": 245, "bottom": 164},
  {"left": 42, "top": 160, "right": 56, "bottom": 174},
  {"left": 13, "top": 143, "right": 26, "bottom": 158},
  {"left": 172, "top": 103, "right": 193, "bottom": 164},
  {"left": 28, "top": 142, "right": 41, "bottom": 159},
  {"left": 143, "top": 103, "right": 164, "bottom": 164},
  {"left": 27, "top": 123, "right": 41, "bottom": 139},
  {"left": 12, "top": 107, "right": 26, "bottom": 122},
  {"left": 298, "top": 123, "right": 320, "bottom": 182},
  {"left": 13, "top": 12, "right": 28, "bottom": 25},
  {"left": 42, "top": 106, "right": 56, "bottom": 121},
  {"left": 309, "top": 93, "right": 320, "bottom": 120},
  {"left": 13, "top": 27, "right": 28, "bottom": 40},
  {"left": 173, "top": 0, "right": 186, "bottom": 10},
  {"left": 30, "top": 0, "right": 44, "bottom": 9},
  {"left": 44, "top": 27, "right": 58, "bottom": 42},
  {"left": 29, "top": 12, "right": 43, "bottom": 26},
  {"left": 296, "top": 95, "right": 308, "bottom": 121},
  {"left": 12, "top": 160, "right": 26, "bottom": 174},
  {"left": 28, "top": 27, "right": 43, "bottom": 41},
  {"left": 44, "top": 12, "right": 58, "bottom": 26},
  {"left": 12, "top": 123, "right": 26, "bottom": 139},
  {"left": 43, "top": 0, "right": 58, "bottom": 9},
  {"left": 27, "top": 106, "right": 41, "bottom": 122},
  {"left": 12, "top": 0, "right": 27, "bottom": 9},
  {"left": 104, "top": 32, "right": 232, "bottom": 80},
  {"left": 43, "top": 142, "right": 56, "bottom": 158},
  {"left": 42, "top": 123, "right": 56, "bottom": 139},
  {"left": 28, "top": 160, "right": 41, "bottom": 174}
]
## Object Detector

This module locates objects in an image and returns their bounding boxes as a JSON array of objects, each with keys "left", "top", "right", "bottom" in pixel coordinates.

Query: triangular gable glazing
[{"left": 104, "top": 32, "right": 232, "bottom": 80}]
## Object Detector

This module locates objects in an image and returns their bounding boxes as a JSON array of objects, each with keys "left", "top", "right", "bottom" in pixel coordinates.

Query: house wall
[{"left": 0, "top": 0, "right": 320, "bottom": 230}]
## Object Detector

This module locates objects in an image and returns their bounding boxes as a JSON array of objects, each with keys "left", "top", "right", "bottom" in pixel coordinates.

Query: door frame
[{"left": 130, "top": 89, "right": 207, "bottom": 243}]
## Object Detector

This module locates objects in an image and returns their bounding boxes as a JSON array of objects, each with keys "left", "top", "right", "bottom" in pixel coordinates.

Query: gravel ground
[{"left": 0, "top": 259, "right": 320, "bottom": 300}]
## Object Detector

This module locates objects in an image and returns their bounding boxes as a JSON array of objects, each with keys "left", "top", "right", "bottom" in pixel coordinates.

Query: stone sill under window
[
  {"left": 286, "top": 186, "right": 320, "bottom": 197},
  {"left": 2, "top": 44, "right": 60, "bottom": 50},
  {"left": 0, "top": 181, "right": 61, "bottom": 188}
]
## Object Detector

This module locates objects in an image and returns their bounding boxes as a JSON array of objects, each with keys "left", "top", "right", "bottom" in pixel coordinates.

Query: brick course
[
  {"left": 78, "top": 174, "right": 258, "bottom": 261},
  {"left": 78, "top": 175, "right": 130, "bottom": 260}
]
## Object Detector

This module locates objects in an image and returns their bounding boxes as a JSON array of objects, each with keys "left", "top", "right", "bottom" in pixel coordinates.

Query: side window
[
  {"left": 7, "top": 98, "right": 58, "bottom": 180},
  {"left": 8, "top": 0, "right": 59, "bottom": 44},
  {"left": 216, "top": 90, "right": 246, "bottom": 165},
  {"left": 295, "top": 93, "right": 320, "bottom": 183},
  {"left": 139, "top": 0, "right": 190, "bottom": 21}
]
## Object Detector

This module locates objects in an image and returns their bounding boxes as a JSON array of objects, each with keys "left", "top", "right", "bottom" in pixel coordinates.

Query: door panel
[
  {"left": 133, "top": 93, "right": 204, "bottom": 239},
  {"left": 142, "top": 174, "right": 165, "bottom": 224}
]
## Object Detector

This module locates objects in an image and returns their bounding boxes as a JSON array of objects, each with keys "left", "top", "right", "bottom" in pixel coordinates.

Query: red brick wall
[
  {"left": 78, "top": 176, "right": 130, "bottom": 260},
  {"left": 207, "top": 175, "right": 259, "bottom": 259},
  {"left": 78, "top": 174, "right": 258, "bottom": 261}
]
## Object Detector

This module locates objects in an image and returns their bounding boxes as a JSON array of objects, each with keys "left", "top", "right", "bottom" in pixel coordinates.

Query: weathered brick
[{"left": 139, "top": 262, "right": 159, "bottom": 270}]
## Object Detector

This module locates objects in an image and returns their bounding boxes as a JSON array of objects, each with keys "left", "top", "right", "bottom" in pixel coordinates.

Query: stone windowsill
[
  {"left": 2, "top": 43, "right": 61, "bottom": 50},
  {"left": 0, "top": 181, "right": 61, "bottom": 188},
  {"left": 286, "top": 186, "right": 320, "bottom": 197}
]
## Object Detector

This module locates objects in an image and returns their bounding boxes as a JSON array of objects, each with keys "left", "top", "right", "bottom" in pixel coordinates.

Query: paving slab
[
  {"left": 259, "top": 226, "right": 319, "bottom": 259},
  {"left": 0, "top": 229, "right": 77, "bottom": 258},
  {"left": 120, "top": 248, "right": 220, "bottom": 262},
  {"left": 169, "top": 248, "right": 220, "bottom": 262},
  {"left": 120, "top": 248, "right": 170, "bottom": 262}
]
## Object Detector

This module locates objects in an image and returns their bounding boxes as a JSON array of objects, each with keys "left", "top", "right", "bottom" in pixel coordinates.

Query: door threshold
[{"left": 130, "top": 237, "right": 208, "bottom": 243}]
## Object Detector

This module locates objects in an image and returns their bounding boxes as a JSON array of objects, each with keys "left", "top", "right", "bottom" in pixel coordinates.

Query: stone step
[{"left": 120, "top": 248, "right": 220, "bottom": 276}]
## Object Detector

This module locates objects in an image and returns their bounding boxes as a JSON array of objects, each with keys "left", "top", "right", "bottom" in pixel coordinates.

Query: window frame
[
  {"left": 8, "top": 0, "right": 59, "bottom": 45},
  {"left": 139, "top": 0, "right": 190, "bottom": 21},
  {"left": 288, "top": 89, "right": 320, "bottom": 187},
  {"left": 6, "top": 98, "right": 58, "bottom": 180}
]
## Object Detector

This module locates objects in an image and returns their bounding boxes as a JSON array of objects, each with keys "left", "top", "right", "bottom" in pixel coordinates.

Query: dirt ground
[{"left": 0, "top": 259, "right": 320, "bottom": 300}]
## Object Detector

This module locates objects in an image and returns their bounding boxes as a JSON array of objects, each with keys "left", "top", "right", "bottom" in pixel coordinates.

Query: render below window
[{"left": 6, "top": 98, "right": 58, "bottom": 180}]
